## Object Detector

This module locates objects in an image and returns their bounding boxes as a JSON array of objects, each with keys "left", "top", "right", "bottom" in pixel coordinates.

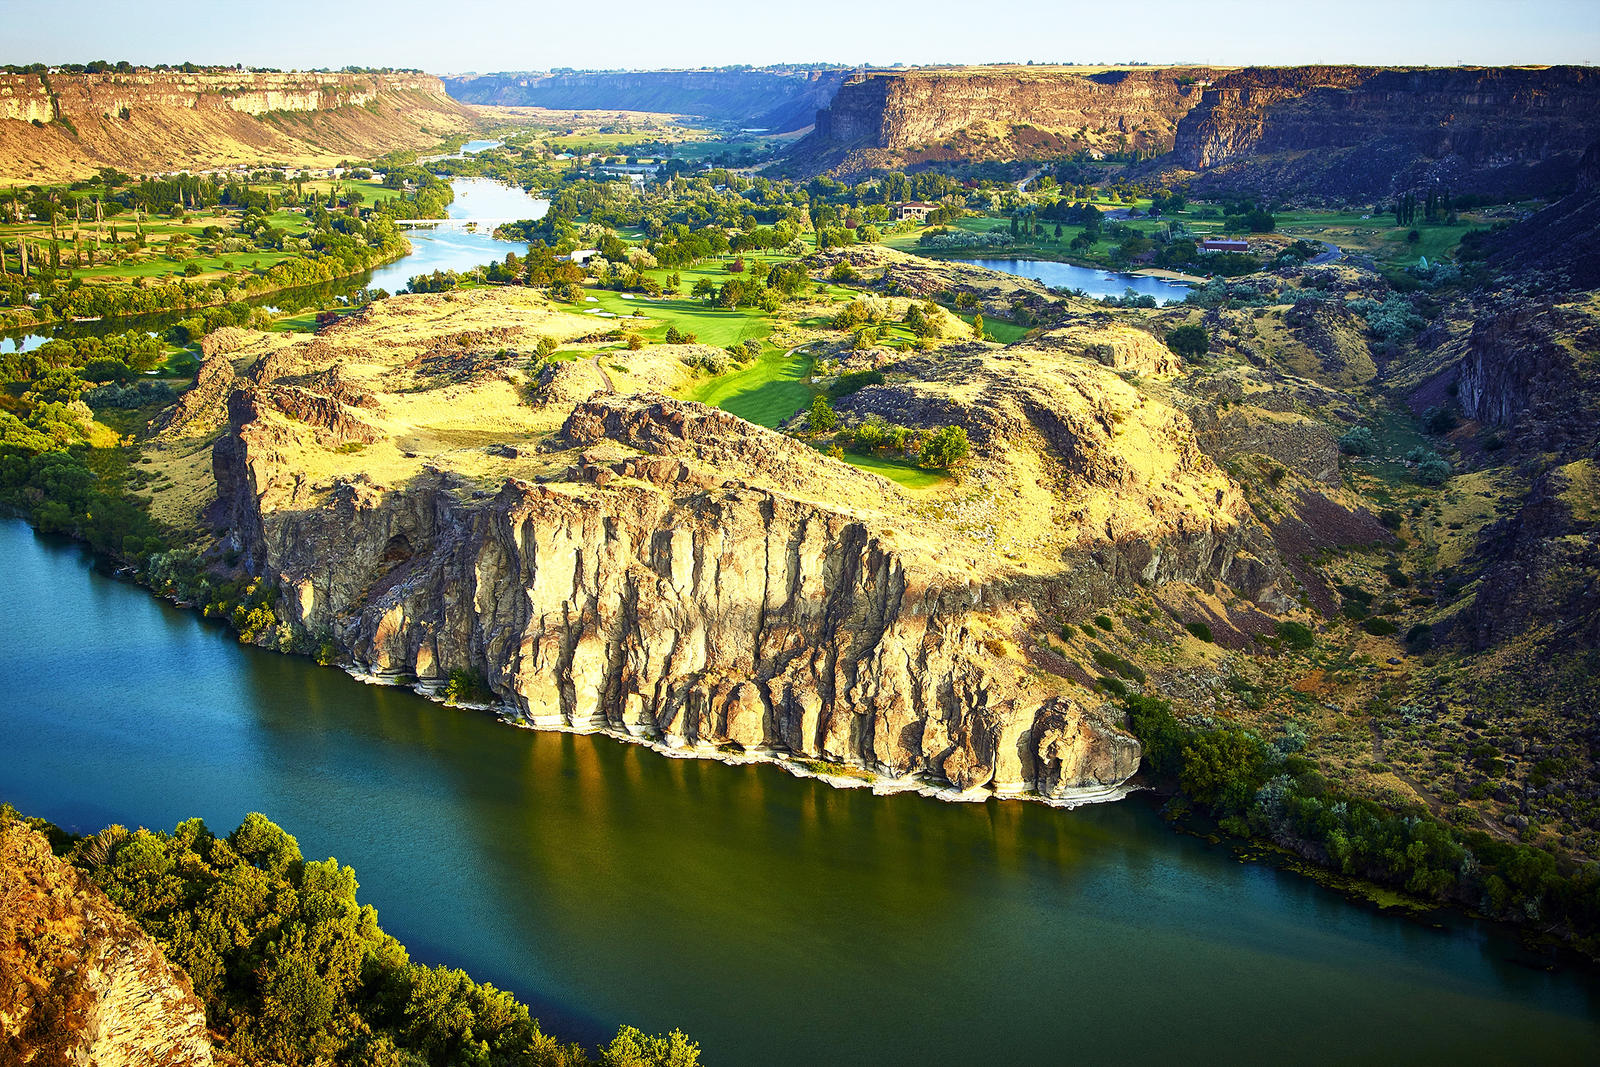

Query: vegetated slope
[
  {"left": 1, "top": 808, "right": 698, "bottom": 1065},
  {"left": 442, "top": 69, "right": 850, "bottom": 133},
  {"left": 787, "top": 66, "right": 1221, "bottom": 176},
  {"left": 0, "top": 70, "right": 481, "bottom": 183},
  {"left": 1474, "top": 140, "right": 1600, "bottom": 289},
  {"left": 0, "top": 816, "right": 214, "bottom": 1067}
]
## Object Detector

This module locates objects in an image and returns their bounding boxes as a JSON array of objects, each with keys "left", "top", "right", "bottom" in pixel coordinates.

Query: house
[
  {"left": 1201, "top": 237, "right": 1250, "bottom": 253},
  {"left": 898, "top": 201, "right": 937, "bottom": 222},
  {"left": 560, "top": 249, "right": 601, "bottom": 265}
]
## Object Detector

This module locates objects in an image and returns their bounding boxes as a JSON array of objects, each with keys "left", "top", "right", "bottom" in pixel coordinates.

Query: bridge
[{"left": 390, "top": 217, "right": 528, "bottom": 229}]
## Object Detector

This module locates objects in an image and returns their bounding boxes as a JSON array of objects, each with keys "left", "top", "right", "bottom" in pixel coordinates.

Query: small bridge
[{"left": 391, "top": 217, "right": 529, "bottom": 229}]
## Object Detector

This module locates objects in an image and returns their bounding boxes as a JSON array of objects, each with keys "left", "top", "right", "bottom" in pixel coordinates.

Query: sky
[{"left": 1, "top": 0, "right": 1596, "bottom": 72}]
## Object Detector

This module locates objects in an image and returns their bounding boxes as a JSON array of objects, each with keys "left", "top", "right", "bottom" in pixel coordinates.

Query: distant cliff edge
[
  {"left": 0, "top": 70, "right": 480, "bottom": 182},
  {"left": 442, "top": 68, "right": 850, "bottom": 133}
]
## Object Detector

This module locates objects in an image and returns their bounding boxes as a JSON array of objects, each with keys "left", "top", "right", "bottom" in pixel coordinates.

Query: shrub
[
  {"left": 829, "top": 369, "right": 884, "bottom": 398},
  {"left": 1361, "top": 617, "right": 1399, "bottom": 636},
  {"left": 1093, "top": 615, "right": 1115, "bottom": 631},
  {"left": 1164, "top": 324, "right": 1210, "bottom": 359},
  {"left": 1098, "top": 675, "right": 1129, "bottom": 697},
  {"left": 1276, "top": 620, "right": 1315, "bottom": 650},
  {"left": 1339, "top": 427, "right": 1376, "bottom": 455},
  {"left": 1092, "top": 647, "right": 1146, "bottom": 683},
  {"left": 1185, "top": 621, "right": 1215, "bottom": 643},
  {"left": 806, "top": 395, "right": 837, "bottom": 434},
  {"left": 919, "top": 425, "right": 969, "bottom": 469}
]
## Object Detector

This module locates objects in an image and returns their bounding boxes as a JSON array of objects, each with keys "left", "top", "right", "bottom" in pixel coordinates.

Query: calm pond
[
  {"left": 952, "top": 256, "right": 1192, "bottom": 304},
  {"left": 2, "top": 519, "right": 1598, "bottom": 1064}
]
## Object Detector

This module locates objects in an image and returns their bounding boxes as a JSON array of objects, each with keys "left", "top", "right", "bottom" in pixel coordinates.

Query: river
[
  {"left": 1, "top": 519, "right": 1597, "bottom": 1064},
  {"left": 0, "top": 174, "right": 548, "bottom": 352},
  {"left": 951, "top": 257, "right": 1192, "bottom": 304}
]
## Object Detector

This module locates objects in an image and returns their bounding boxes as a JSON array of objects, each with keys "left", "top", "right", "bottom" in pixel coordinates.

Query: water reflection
[{"left": 1, "top": 520, "right": 1598, "bottom": 1065}]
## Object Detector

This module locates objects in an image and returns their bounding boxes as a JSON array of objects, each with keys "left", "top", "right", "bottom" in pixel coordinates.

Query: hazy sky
[{"left": 1, "top": 0, "right": 1596, "bottom": 71}]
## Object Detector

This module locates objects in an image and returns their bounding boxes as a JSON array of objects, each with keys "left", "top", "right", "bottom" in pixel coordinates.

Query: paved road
[{"left": 1307, "top": 240, "right": 1342, "bottom": 265}]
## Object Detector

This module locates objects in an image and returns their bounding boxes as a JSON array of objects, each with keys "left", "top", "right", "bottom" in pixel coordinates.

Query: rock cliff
[
  {"left": 787, "top": 63, "right": 1600, "bottom": 197},
  {"left": 792, "top": 66, "right": 1217, "bottom": 175},
  {"left": 1165, "top": 65, "right": 1600, "bottom": 198},
  {"left": 0, "top": 70, "right": 479, "bottom": 182},
  {"left": 0, "top": 820, "right": 214, "bottom": 1067},
  {"left": 173, "top": 289, "right": 1299, "bottom": 802}
]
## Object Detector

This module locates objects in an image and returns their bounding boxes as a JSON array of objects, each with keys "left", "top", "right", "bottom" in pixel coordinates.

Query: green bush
[
  {"left": 1361, "top": 617, "right": 1399, "bottom": 636},
  {"left": 1185, "top": 621, "right": 1214, "bottom": 643},
  {"left": 1094, "top": 614, "right": 1115, "bottom": 631},
  {"left": 1091, "top": 647, "right": 1146, "bottom": 683},
  {"left": 37, "top": 810, "right": 699, "bottom": 1066},
  {"left": 1163, "top": 324, "right": 1210, "bottom": 359},
  {"left": 1276, "top": 620, "right": 1315, "bottom": 650}
]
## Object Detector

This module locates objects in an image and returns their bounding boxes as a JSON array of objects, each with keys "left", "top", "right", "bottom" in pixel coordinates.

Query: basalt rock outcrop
[
  {"left": 792, "top": 66, "right": 1217, "bottom": 175},
  {"left": 0, "top": 820, "right": 214, "bottom": 1067},
  {"left": 788, "top": 63, "right": 1600, "bottom": 197},
  {"left": 189, "top": 291, "right": 1306, "bottom": 801},
  {"left": 0, "top": 69, "right": 479, "bottom": 182}
]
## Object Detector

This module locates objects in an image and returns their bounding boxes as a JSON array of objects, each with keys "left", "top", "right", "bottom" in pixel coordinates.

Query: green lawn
[
  {"left": 839, "top": 451, "right": 951, "bottom": 489},
  {"left": 681, "top": 343, "right": 815, "bottom": 428}
]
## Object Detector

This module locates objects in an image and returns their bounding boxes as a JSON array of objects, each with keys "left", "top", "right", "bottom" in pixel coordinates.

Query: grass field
[
  {"left": 838, "top": 451, "right": 951, "bottom": 489},
  {"left": 682, "top": 343, "right": 815, "bottom": 428}
]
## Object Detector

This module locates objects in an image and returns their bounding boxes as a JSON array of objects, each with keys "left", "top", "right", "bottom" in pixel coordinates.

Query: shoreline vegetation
[{"left": 1, "top": 804, "right": 700, "bottom": 1066}]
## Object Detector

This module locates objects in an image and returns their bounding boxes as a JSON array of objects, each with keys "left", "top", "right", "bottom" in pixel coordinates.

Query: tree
[
  {"left": 1164, "top": 323, "right": 1209, "bottom": 359},
  {"left": 806, "top": 396, "right": 837, "bottom": 434},
  {"left": 919, "top": 425, "right": 969, "bottom": 469},
  {"left": 971, "top": 313, "right": 985, "bottom": 339}
]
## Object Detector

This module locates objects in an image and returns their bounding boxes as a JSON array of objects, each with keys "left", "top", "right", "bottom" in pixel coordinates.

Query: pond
[{"left": 951, "top": 257, "right": 1193, "bottom": 304}]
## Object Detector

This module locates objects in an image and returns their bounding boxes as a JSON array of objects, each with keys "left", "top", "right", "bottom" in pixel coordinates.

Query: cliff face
[
  {"left": 786, "top": 64, "right": 1600, "bottom": 196},
  {"left": 443, "top": 69, "right": 849, "bottom": 133},
  {"left": 793, "top": 66, "right": 1215, "bottom": 174},
  {"left": 0, "top": 821, "right": 213, "bottom": 1067},
  {"left": 0, "top": 70, "right": 480, "bottom": 182},
  {"left": 1168, "top": 65, "right": 1600, "bottom": 198},
  {"left": 213, "top": 386, "right": 1143, "bottom": 800},
  {"left": 169, "top": 288, "right": 1300, "bottom": 802}
]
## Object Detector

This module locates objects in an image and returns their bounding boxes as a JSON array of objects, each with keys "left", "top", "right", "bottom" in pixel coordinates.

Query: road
[
  {"left": 591, "top": 353, "right": 615, "bottom": 392},
  {"left": 1307, "top": 240, "right": 1342, "bottom": 265}
]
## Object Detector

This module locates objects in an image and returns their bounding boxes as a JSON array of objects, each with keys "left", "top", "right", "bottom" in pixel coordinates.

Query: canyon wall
[
  {"left": 443, "top": 68, "right": 850, "bottom": 133},
  {"left": 1168, "top": 65, "right": 1600, "bottom": 198},
  {"left": 788, "top": 64, "right": 1600, "bottom": 198},
  {"left": 793, "top": 66, "right": 1217, "bottom": 173},
  {"left": 0, "top": 70, "right": 480, "bottom": 182},
  {"left": 209, "top": 387, "right": 1144, "bottom": 801}
]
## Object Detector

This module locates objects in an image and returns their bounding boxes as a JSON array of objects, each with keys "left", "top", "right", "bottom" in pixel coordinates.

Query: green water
[{"left": 1, "top": 519, "right": 1597, "bottom": 1064}]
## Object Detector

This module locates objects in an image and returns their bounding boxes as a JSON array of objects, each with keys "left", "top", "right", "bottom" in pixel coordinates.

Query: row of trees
[{"left": 9, "top": 808, "right": 700, "bottom": 1067}]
